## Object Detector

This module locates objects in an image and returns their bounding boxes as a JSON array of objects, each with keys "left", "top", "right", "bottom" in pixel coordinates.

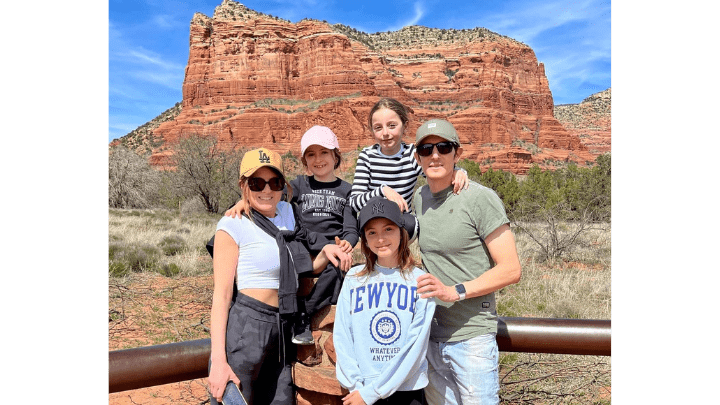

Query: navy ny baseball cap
[{"left": 358, "top": 197, "right": 417, "bottom": 240}]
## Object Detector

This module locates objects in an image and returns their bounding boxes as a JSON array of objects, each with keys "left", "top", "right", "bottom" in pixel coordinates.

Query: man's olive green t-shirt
[{"left": 414, "top": 181, "right": 509, "bottom": 342}]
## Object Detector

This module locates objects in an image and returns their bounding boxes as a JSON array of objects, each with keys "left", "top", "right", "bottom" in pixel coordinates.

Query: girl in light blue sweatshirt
[{"left": 333, "top": 197, "right": 436, "bottom": 405}]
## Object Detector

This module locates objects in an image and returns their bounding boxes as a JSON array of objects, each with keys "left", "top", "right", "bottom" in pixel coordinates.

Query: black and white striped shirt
[{"left": 349, "top": 143, "right": 422, "bottom": 213}]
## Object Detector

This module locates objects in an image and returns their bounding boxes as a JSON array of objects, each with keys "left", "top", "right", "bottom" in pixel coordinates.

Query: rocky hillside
[
  {"left": 554, "top": 88, "right": 611, "bottom": 155},
  {"left": 109, "top": 102, "right": 182, "bottom": 156},
  {"left": 113, "top": 0, "right": 604, "bottom": 174}
]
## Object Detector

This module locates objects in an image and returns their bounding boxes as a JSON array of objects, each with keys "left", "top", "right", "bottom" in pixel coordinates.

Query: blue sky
[{"left": 109, "top": 0, "right": 611, "bottom": 142}]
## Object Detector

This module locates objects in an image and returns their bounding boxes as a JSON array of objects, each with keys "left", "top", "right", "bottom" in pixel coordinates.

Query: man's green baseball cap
[{"left": 415, "top": 118, "right": 460, "bottom": 145}]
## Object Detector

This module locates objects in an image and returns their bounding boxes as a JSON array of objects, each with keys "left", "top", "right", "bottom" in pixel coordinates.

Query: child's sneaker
[{"left": 292, "top": 313, "right": 314, "bottom": 345}]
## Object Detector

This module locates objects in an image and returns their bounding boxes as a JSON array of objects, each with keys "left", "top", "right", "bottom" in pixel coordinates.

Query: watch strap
[{"left": 454, "top": 283, "right": 466, "bottom": 301}]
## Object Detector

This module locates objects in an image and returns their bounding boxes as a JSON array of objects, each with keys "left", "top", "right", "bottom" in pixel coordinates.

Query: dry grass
[
  {"left": 108, "top": 209, "right": 611, "bottom": 404},
  {"left": 109, "top": 209, "right": 219, "bottom": 277},
  {"left": 496, "top": 223, "right": 611, "bottom": 404}
]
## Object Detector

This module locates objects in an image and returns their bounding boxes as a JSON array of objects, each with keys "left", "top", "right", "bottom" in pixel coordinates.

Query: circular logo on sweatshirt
[{"left": 370, "top": 311, "right": 401, "bottom": 345}]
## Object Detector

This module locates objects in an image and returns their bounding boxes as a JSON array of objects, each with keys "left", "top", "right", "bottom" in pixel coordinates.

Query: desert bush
[
  {"left": 157, "top": 263, "right": 181, "bottom": 277},
  {"left": 458, "top": 155, "right": 610, "bottom": 224},
  {"left": 458, "top": 154, "right": 612, "bottom": 260},
  {"left": 511, "top": 165, "right": 609, "bottom": 261},
  {"left": 109, "top": 261, "right": 129, "bottom": 278},
  {"left": 151, "top": 172, "right": 184, "bottom": 210},
  {"left": 180, "top": 196, "right": 208, "bottom": 216},
  {"left": 497, "top": 225, "right": 611, "bottom": 319},
  {"left": 166, "top": 134, "right": 245, "bottom": 213},
  {"left": 159, "top": 235, "right": 187, "bottom": 256},
  {"left": 109, "top": 240, "right": 123, "bottom": 259},
  {"left": 109, "top": 243, "right": 161, "bottom": 275},
  {"left": 482, "top": 169, "right": 520, "bottom": 212},
  {"left": 456, "top": 155, "right": 611, "bottom": 261},
  {"left": 108, "top": 146, "right": 162, "bottom": 208}
]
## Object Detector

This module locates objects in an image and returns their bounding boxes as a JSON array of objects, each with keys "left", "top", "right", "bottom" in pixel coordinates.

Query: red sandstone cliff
[{"left": 114, "top": 0, "right": 602, "bottom": 174}]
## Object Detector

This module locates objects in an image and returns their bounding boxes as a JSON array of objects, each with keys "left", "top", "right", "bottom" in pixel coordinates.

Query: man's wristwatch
[{"left": 454, "top": 283, "right": 466, "bottom": 301}]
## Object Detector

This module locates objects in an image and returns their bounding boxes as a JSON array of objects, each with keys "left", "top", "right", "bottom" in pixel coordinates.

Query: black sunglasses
[
  {"left": 416, "top": 141, "right": 457, "bottom": 157},
  {"left": 248, "top": 176, "right": 285, "bottom": 192}
]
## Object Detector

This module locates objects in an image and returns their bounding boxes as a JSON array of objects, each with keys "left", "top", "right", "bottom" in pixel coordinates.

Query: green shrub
[
  {"left": 112, "top": 243, "right": 161, "bottom": 272},
  {"left": 109, "top": 262, "right": 129, "bottom": 278},
  {"left": 159, "top": 235, "right": 187, "bottom": 256},
  {"left": 158, "top": 263, "right": 181, "bottom": 277},
  {"left": 109, "top": 241, "right": 123, "bottom": 260}
]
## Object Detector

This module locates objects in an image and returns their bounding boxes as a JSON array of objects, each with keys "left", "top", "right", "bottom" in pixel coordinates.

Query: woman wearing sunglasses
[{"left": 207, "top": 148, "right": 351, "bottom": 405}]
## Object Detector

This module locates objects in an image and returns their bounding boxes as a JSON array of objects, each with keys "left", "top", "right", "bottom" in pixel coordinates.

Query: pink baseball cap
[{"left": 300, "top": 125, "right": 340, "bottom": 156}]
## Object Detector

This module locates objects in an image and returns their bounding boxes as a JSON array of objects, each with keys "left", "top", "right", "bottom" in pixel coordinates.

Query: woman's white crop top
[{"left": 214, "top": 201, "right": 296, "bottom": 289}]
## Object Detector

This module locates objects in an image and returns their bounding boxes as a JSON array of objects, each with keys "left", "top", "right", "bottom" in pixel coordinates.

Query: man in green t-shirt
[{"left": 413, "top": 119, "right": 522, "bottom": 405}]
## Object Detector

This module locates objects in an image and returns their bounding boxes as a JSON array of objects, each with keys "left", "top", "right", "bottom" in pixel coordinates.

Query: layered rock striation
[{"left": 120, "top": 0, "right": 601, "bottom": 173}]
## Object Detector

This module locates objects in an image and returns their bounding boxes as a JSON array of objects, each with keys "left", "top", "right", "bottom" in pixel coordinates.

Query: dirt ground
[
  {"left": 109, "top": 272, "right": 214, "bottom": 404},
  {"left": 109, "top": 379, "right": 211, "bottom": 405}
]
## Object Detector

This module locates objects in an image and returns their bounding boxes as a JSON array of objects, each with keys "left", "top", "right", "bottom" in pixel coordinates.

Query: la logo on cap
[
  {"left": 259, "top": 150, "right": 271, "bottom": 163},
  {"left": 428, "top": 123, "right": 437, "bottom": 128}
]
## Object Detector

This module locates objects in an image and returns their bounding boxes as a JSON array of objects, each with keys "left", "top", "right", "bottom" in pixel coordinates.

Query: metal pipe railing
[
  {"left": 109, "top": 338, "right": 210, "bottom": 393},
  {"left": 109, "top": 317, "right": 610, "bottom": 393},
  {"left": 497, "top": 317, "right": 610, "bottom": 356}
]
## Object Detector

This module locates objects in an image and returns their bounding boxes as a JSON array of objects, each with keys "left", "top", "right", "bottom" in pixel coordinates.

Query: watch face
[{"left": 455, "top": 284, "right": 466, "bottom": 294}]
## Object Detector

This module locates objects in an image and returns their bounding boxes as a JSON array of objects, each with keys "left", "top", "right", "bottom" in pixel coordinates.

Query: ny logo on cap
[
  {"left": 372, "top": 202, "right": 385, "bottom": 214},
  {"left": 258, "top": 150, "right": 271, "bottom": 163}
]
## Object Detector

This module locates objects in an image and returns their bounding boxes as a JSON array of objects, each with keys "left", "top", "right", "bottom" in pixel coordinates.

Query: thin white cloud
[
  {"left": 406, "top": 2, "right": 425, "bottom": 27},
  {"left": 126, "top": 48, "right": 184, "bottom": 71},
  {"left": 108, "top": 20, "right": 119, "bottom": 37},
  {"left": 109, "top": 16, "right": 186, "bottom": 140},
  {"left": 462, "top": 0, "right": 610, "bottom": 103},
  {"left": 129, "top": 70, "right": 185, "bottom": 89},
  {"left": 110, "top": 26, "right": 184, "bottom": 90},
  {"left": 109, "top": 108, "right": 147, "bottom": 138},
  {"left": 386, "top": 1, "right": 425, "bottom": 31},
  {"left": 110, "top": 122, "right": 140, "bottom": 135},
  {"left": 109, "top": 84, "right": 138, "bottom": 99},
  {"left": 152, "top": 14, "right": 178, "bottom": 29},
  {"left": 479, "top": 0, "right": 608, "bottom": 44}
]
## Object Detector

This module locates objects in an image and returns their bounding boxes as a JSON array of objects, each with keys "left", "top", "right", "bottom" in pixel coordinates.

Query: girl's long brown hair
[
  {"left": 367, "top": 97, "right": 411, "bottom": 132},
  {"left": 355, "top": 225, "right": 416, "bottom": 280},
  {"left": 235, "top": 167, "right": 293, "bottom": 220}
]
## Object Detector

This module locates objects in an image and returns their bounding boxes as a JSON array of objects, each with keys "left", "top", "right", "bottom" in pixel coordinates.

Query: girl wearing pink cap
[{"left": 226, "top": 125, "right": 359, "bottom": 345}]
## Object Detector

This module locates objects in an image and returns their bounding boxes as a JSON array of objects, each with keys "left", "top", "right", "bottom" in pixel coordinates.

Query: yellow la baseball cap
[{"left": 240, "top": 148, "right": 284, "bottom": 178}]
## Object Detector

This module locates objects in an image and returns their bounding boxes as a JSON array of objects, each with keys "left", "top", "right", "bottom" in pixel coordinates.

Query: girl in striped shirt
[{"left": 349, "top": 98, "right": 468, "bottom": 213}]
